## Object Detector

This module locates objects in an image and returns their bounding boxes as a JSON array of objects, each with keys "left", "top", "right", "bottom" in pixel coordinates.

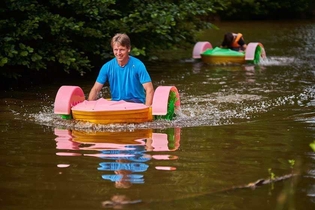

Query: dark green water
[{"left": 1, "top": 20, "right": 315, "bottom": 210}]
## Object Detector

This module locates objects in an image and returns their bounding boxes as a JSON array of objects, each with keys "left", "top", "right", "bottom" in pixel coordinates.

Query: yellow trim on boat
[
  {"left": 72, "top": 106, "right": 153, "bottom": 124},
  {"left": 201, "top": 55, "right": 245, "bottom": 64}
]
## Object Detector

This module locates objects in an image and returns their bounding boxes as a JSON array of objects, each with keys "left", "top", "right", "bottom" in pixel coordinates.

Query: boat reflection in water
[{"left": 54, "top": 127, "right": 180, "bottom": 188}]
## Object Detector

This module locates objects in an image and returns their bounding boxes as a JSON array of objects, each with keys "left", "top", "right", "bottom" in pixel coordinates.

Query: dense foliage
[
  {"left": 218, "top": 0, "right": 314, "bottom": 20},
  {"left": 0, "top": 0, "right": 314, "bottom": 83},
  {"left": 0, "top": 0, "right": 224, "bottom": 81}
]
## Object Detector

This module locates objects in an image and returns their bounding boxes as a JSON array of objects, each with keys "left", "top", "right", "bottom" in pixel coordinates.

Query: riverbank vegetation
[{"left": 1, "top": 0, "right": 314, "bottom": 88}]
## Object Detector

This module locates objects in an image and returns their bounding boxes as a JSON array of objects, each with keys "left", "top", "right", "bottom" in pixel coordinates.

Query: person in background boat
[
  {"left": 88, "top": 33, "right": 154, "bottom": 106},
  {"left": 220, "top": 32, "right": 247, "bottom": 52}
]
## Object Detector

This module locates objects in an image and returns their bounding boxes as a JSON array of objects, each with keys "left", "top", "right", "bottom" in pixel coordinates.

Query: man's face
[{"left": 112, "top": 43, "right": 129, "bottom": 63}]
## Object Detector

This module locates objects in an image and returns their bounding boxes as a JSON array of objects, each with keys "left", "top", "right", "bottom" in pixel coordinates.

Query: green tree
[
  {"left": 0, "top": 0, "right": 118, "bottom": 79},
  {"left": 218, "top": 0, "right": 313, "bottom": 20},
  {"left": 0, "top": 0, "right": 224, "bottom": 82}
]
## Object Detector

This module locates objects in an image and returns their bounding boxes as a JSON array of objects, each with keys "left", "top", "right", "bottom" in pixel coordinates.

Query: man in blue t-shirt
[{"left": 88, "top": 33, "right": 154, "bottom": 106}]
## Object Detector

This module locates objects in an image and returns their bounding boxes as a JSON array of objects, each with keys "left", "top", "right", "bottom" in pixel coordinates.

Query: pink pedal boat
[{"left": 54, "top": 85, "right": 180, "bottom": 124}]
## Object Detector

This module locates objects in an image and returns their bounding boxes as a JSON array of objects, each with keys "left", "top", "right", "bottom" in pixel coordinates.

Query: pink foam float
[{"left": 54, "top": 85, "right": 180, "bottom": 124}]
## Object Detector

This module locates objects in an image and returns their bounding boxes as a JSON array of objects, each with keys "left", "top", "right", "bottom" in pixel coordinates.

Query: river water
[{"left": 1, "top": 20, "right": 315, "bottom": 209}]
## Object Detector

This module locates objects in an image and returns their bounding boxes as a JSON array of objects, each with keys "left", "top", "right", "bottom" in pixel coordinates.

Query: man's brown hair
[{"left": 111, "top": 33, "right": 131, "bottom": 49}]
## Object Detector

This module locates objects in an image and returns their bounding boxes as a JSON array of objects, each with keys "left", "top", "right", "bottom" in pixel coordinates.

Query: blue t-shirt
[{"left": 96, "top": 56, "right": 151, "bottom": 103}]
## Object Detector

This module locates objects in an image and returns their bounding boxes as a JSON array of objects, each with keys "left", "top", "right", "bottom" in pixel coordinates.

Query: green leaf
[
  {"left": 20, "top": 51, "right": 28, "bottom": 56},
  {"left": 0, "top": 57, "right": 8, "bottom": 66}
]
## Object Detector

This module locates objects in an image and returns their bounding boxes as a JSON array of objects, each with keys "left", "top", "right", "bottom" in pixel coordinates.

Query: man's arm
[
  {"left": 88, "top": 82, "right": 104, "bottom": 101},
  {"left": 143, "top": 82, "right": 154, "bottom": 106}
]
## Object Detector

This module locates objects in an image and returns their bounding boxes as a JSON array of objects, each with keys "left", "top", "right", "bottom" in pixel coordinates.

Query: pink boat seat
[
  {"left": 54, "top": 86, "right": 85, "bottom": 115},
  {"left": 245, "top": 42, "right": 266, "bottom": 61},
  {"left": 192, "top": 41, "right": 213, "bottom": 59},
  {"left": 152, "top": 86, "right": 180, "bottom": 116}
]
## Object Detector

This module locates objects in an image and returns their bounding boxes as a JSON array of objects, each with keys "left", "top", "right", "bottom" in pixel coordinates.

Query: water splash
[
  {"left": 260, "top": 56, "right": 297, "bottom": 66},
  {"left": 25, "top": 85, "right": 315, "bottom": 132}
]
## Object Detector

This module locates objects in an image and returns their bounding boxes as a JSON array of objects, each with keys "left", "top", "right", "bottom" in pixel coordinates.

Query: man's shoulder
[
  {"left": 102, "top": 58, "right": 117, "bottom": 67},
  {"left": 129, "top": 56, "right": 145, "bottom": 67},
  {"left": 100, "top": 58, "right": 117, "bottom": 73}
]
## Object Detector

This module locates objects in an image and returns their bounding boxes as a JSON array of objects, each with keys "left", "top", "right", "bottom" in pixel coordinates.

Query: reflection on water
[
  {"left": 54, "top": 127, "right": 180, "bottom": 188},
  {"left": 295, "top": 113, "right": 315, "bottom": 204}
]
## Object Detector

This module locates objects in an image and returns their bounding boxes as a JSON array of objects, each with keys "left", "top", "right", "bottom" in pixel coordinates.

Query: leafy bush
[
  {"left": 0, "top": 0, "right": 223, "bottom": 81},
  {"left": 218, "top": 0, "right": 313, "bottom": 20}
]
